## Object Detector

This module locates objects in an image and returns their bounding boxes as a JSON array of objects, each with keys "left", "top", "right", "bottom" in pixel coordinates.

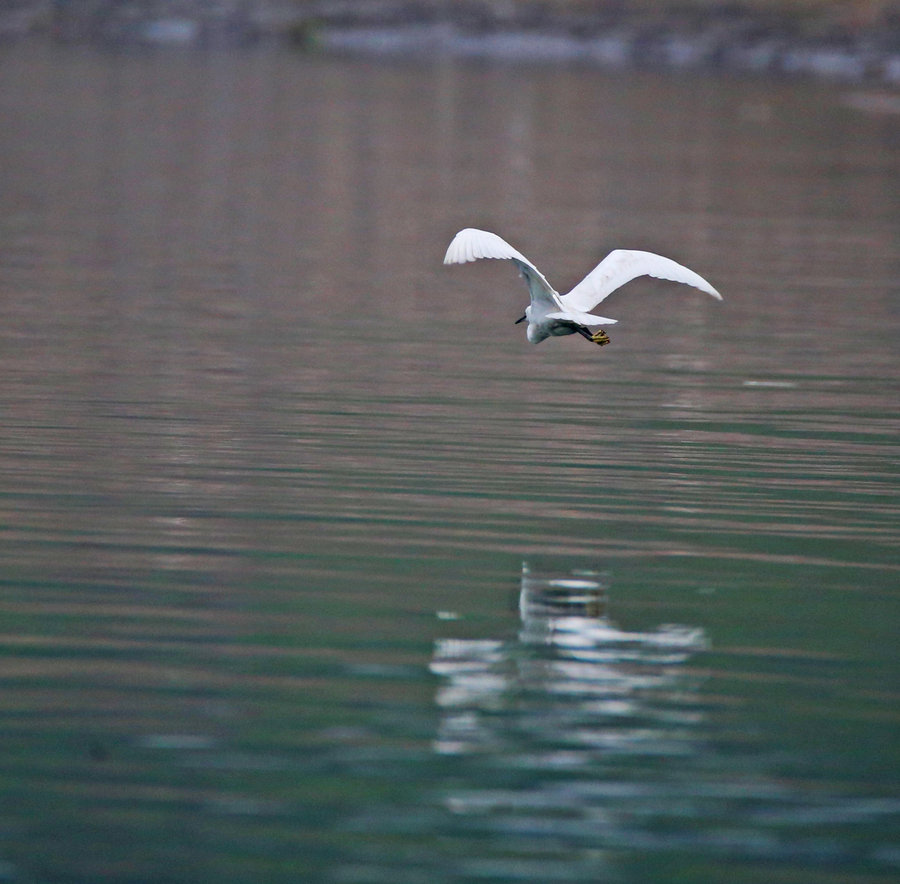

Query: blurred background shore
[{"left": 3, "top": 0, "right": 900, "bottom": 83}]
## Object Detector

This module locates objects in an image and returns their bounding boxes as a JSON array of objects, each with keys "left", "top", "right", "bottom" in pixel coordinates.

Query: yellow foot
[{"left": 590, "top": 330, "right": 610, "bottom": 346}]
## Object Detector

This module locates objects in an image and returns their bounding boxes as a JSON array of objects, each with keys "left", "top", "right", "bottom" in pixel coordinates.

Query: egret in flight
[{"left": 443, "top": 228, "right": 721, "bottom": 346}]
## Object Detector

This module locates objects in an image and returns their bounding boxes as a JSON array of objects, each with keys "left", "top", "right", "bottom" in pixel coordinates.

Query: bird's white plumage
[
  {"left": 444, "top": 227, "right": 535, "bottom": 274},
  {"left": 443, "top": 227, "right": 721, "bottom": 345},
  {"left": 562, "top": 248, "right": 721, "bottom": 312},
  {"left": 444, "top": 227, "right": 556, "bottom": 297}
]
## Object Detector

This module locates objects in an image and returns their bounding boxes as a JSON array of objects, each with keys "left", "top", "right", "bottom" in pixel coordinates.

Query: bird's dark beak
[{"left": 514, "top": 314, "right": 527, "bottom": 324}]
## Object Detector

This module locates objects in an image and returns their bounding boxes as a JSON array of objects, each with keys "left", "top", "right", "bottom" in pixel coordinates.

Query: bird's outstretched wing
[
  {"left": 561, "top": 249, "right": 721, "bottom": 313},
  {"left": 444, "top": 228, "right": 560, "bottom": 312}
]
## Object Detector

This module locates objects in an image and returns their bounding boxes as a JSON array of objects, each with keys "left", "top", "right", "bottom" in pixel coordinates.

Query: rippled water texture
[{"left": 1, "top": 43, "right": 898, "bottom": 883}]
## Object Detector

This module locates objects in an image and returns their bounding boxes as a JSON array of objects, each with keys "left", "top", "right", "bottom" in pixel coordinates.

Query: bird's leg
[{"left": 576, "top": 325, "right": 610, "bottom": 346}]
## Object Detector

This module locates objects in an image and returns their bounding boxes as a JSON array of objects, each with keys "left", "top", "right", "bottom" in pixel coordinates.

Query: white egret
[{"left": 443, "top": 228, "right": 721, "bottom": 346}]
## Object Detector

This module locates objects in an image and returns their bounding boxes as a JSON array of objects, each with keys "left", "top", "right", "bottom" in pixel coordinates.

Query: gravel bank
[{"left": 3, "top": 1, "right": 900, "bottom": 84}]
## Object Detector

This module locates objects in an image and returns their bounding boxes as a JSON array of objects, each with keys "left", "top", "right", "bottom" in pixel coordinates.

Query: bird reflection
[{"left": 430, "top": 563, "right": 709, "bottom": 759}]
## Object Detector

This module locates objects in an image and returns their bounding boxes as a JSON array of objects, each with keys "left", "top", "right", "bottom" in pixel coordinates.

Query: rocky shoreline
[{"left": 3, "top": 1, "right": 900, "bottom": 84}]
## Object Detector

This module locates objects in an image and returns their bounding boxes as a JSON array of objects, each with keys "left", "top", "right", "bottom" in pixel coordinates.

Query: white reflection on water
[
  {"left": 425, "top": 566, "right": 900, "bottom": 877},
  {"left": 431, "top": 563, "right": 709, "bottom": 759},
  {"left": 425, "top": 564, "right": 710, "bottom": 880}
]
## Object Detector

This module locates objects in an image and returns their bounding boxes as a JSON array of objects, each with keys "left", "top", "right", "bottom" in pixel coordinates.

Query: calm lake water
[{"left": 1, "top": 41, "right": 898, "bottom": 883}]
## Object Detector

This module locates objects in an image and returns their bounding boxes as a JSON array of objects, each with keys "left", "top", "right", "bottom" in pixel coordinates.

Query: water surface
[{"left": 0, "top": 43, "right": 898, "bottom": 882}]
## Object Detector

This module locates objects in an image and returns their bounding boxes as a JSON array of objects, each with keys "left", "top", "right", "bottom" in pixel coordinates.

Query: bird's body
[{"left": 443, "top": 228, "right": 721, "bottom": 346}]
